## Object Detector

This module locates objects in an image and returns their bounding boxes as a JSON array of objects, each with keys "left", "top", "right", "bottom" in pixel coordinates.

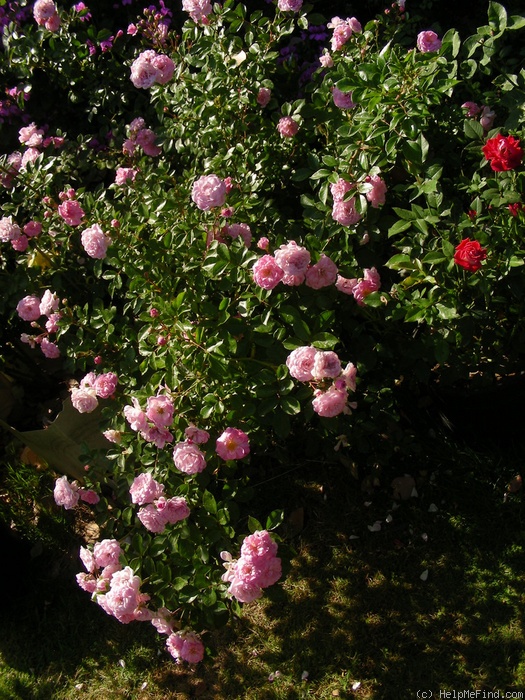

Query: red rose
[
  {"left": 482, "top": 134, "right": 523, "bottom": 171},
  {"left": 454, "top": 238, "right": 487, "bottom": 272}
]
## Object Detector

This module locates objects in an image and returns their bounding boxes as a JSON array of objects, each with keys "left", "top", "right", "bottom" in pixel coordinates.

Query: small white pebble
[
  {"left": 119, "top": 659, "right": 125, "bottom": 668},
  {"left": 421, "top": 533, "right": 428, "bottom": 542},
  {"left": 428, "top": 503, "right": 438, "bottom": 512},
  {"left": 411, "top": 487, "right": 419, "bottom": 498},
  {"left": 420, "top": 569, "right": 429, "bottom": 581},
  {"left": 352, "top": 681, "right": 362, "bottom": 690},
  {"left": 74, "top": 684, "right": 84, "bottom": 691},
  {"left": 301, "top": 670, "right": 309, "bottom": 681},
  {"left": 385, "top": 514, "right": 393, "bottom": 523},
  {"left": 368, "top": 521, "right": 381, "bottom": 532}
]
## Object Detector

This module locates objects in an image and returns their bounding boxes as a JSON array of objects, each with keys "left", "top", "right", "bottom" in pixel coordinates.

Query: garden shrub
[{"left": 0, "top": 0, "right": 524, "bottom": 660}]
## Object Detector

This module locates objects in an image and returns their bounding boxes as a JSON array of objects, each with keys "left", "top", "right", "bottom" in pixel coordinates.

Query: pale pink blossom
[
  {"left": 277, "top": 0, "right": 303, "bottom": 11},
  {"left": 184, "top": 425, "right": 210, "bottom": 444},
  {"left": 98, "top": 566, "right": 146, "bottom": 623},
  {"left": 341, "top": 362, "right": 357, "bottom": 391},
  {"left": 277, "top": 116, "right": 299, "bottom": 138},
  {"left": 312, "top": 386, "right": 349, "bottom": 417},
  {"left": 173, "top": 441, "right": 207, "bottom": 474},
  {"left": 58, "top": 200, "right": 85, "bottom": 226},
  {"left": 332, "top": 87, "right": 356, "bottom": 109},
  {"left": 129, "top": 473, "right": 165, "bottom": 505},
  {"left": 146, "top": 395, "right": 174, "bottom": 428},
  {"left": 319, "top": 51, "right": 334, "bottom": 68},
  {"left": 257, "top": 237, "right": 270, "bottom": 251},
  {"left": 274, "top": 241, "right": 310, "bottom": 278},
  {"left": 93, "top": 539, "right": 122, "bottom": 569},
  {"left": 103, "top": 429, "right": 122, "bottom": 444},
  {"left": 45, "top": 12, "right": 60, "bottom": 31},
  {"left": 332, "top": 199, "right": 361, "bottom": 226},
  {"left": 182, "top": 0, "right": 213, "bottom": 23},
  {"left": 124, "top": 398, "right": 149, "bottom": 432},
  {"left": 40, "top": 338, "right": 60, "bottom": 358},
  {"left": 71, "top": 386, "right": 98, "bottom": 413},
  {"left": 216, "top": 427, "right": 250, "bottom": 461},
  {"left": 479, "top": 105, "right": 496, "bottom": 131},
  {"left": 137, "top": 503, "right": 166, "bottom": 532},
  {"left": 330, "top": 178, "right": 353, "bottom": 202},
  {"left": 166, "top": 631, "right": 205, "bottom": 663},
  {"left": 240, "top": 530, "right": 279, "bottom": 561},
  {"left": 80, "top": 546, "right": 96, "bottom": 573},
  {"left": 23, "top": 221, "right": 42, "bottom": 238},
  {"left": 11, "top": 235, "right": 28, "bottom": 252},
  {"left": 0, "top": 216, "right": 21, "bottom": 243},
  {"left": 312, "top": 350, "right": 342, "bottom": 380},
  {"left": 462, "top": 101, "right": 481, "bottom": 117},
  {"left": 335, "top": 275, "right": 358, "bottom": 295},
  {"left": 19, "top": 123, "right": 45, "bottom": 148},
  {"left": 115, "top": 167, "right": 137, "bottom": 185},
  {"left": 135, "top": 128, "right": 161, "bottom": 157},
  {"left": 79, "top": 488, "right": 100, "bottom": 505},
  {"left": 77, "top": 572, "right": 97, "bottom": 593},
  {"left": 33, "top": 0, "right": 60, "bottom": 30},
  {"left": 21, "top": 148, "right": 40, "bottom": 170},
  {"left": 286, "top": 346, "right": 317, "bottom": 382},
  {"left": 156, "top": 496, "right": 190, "bottom": 525},
  {"left": 54, "top": 475, "right": 80, "bottom": 509},
  {"left": 39, "top": 289, "right": 60, "bottom": 317},
  {"left": 130, "top": 51, "right": 161, "bottom": 89},
  {"left": 329, "top": 17, "right": 361, "bottom": 51},
  {"left": 16, "top": 295, "right": 41, "bottom": 321},
  {"left": 1, "top": 152, "right": 22, "bottom": 187},
  {"left": 227, "top": 223, "right": 252, "bottom": 247},
  {"left": 365, "top": 175, "right": 387, "bottom": 208},
  {"left": 253, "top": 255, "right": 284, "bottom": 290},
  {"left": 191, "top": 174, "right": 227, "bottom": 210},
  {"left": 352, "top": 267, "right": 381, "bottom": 305},
  {"left": 151, "top": 54, "right": 175, "bottom": 84},
  {"left": 81, "top": 224, "right": 110, "bottom": 259},
  {"left": 257, "top": 87, "right": 271, "bottom": 107},
  {"left": 417, "top": 30, "right": 442, "bottom": 53},
  {"left": 94, "top": 372, "right": 118, "bottom": 399},
  {"left": 305, "top": 254, "right": 338, "bottom": 289}
]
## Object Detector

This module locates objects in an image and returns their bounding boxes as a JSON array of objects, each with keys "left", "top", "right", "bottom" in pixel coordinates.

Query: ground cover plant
[{"left": 1, "top": 0, "right": 525, "bottom": 679}]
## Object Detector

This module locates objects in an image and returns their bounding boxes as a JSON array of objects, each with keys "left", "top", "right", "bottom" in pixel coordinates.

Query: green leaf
[
  {"left": 386, "top": 254, "right": 418, "bottom": 271},
  {"left": 388, "top": 220, "right": 412, "bottom": 237},
  {"left": 202, "top": 490, "right": 217, "bottom": 514},
  {"left": 0, "top": 397, "right": 111, "bottom": 481},
  {"left": 248, "top": 515, "right": 262, "bottom": 533},
  {"left": 464, "top": 118, "right": 484, "bottom": 140},
  {"left": 436, "top": 303, "right": 458, "bottom": 320},
  {"left": 265, "top": 510, "right": 284, "bottom": 531},
  {"left": 488, "top": 2, "right": 507, "bottom": 32}
]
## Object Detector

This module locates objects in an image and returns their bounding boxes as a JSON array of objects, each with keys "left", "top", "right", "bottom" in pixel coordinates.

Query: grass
[{"left": 1, "top": 437, "right": 525, "bottom": 700}]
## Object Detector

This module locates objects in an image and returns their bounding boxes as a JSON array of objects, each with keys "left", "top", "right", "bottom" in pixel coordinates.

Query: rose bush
[{"left": 1, "top": 0, "right": 524, "bottom": 661}]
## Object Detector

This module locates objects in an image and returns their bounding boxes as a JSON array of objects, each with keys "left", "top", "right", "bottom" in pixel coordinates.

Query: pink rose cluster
[
  {"left": 124, "top": 393, "right": 175, "bottom": 448},
  {"left": 33, "top": 0, "right": 60, "bottom": 32},
  {"left": 166, "top": 629, "right": 205, "bottom": 663},
  {"left": 286, "top": 346, "right": 358, "bottom": 418},
  {"left": 122, "top": 117, "right": 161, "bottom": 157},
  {"left": 277, "top": 0, "right": 303, "bottom": 12},
  {"left": 221, "top": 530, "right": 282, "bottom": 603},
  {"left": 81, "top": 223, "right": 111, "bottom": 259},
  {"left": 54, "top": 475, "right": 100, "bottom": 510},
  {"left": 331, "top": 175, "right": 387, "bottom": 226},
  {"left": 277, "top": 116, "right": 299, "bottom": 138},
  {"left": 182, "top": 0, "right": 213, "bottom": 24},
  {"left": 130, "top": 50, "right": 175, "bottom": 89},
  {"left": 461, "top": 102, "right": 496, "bottom": 131},
  {"left": 336, "top": 267, "right": 381, "bottom": 306},
  {"left": 130, "top": 472, "right": 190, "bottom": 533},
  {"left": 16, "top": 289, "right": 62, "bottom": 359},
  {"left": 252, "top": 240, "right": 338, "bottom": 291},
  {"left": 191, "top": 174, "right": 227, "bottom": 211},
  {"left": 11, "top": 122, "right": 64, "bottom": 179},
  {"left": 328, "top": 16, "right": 362, "bottom": 52},
  {"left": 70, "top": 371, "right": 118, "bottom": 414},
  {"left": 77, "top": 546, "right": 152, "bottom": 625},
  {"left": 115, "top": 167, "right": 138, "bottom": 186},
  {"left": 0, "top": 214, "right": 42, "bottom": 253}
]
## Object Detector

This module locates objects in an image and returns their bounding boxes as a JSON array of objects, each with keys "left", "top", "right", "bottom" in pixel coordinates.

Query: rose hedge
[{"left": 1, "top": 0, "right": 524, "bottom": 660}]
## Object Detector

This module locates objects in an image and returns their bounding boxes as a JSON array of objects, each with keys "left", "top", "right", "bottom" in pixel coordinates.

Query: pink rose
[
  {"left": 137, "top": 503, "right": 167, "bottom": 533},
  {"left": 352, "top": 267, "right": 381, "bottom": 305},
  {"left": 81, "top": 224, "right": 110, "bottom": 259},
  {"left": 332, "top": 198, "right": 361, "bottom": 226},
  {"left": 45, "top": 313, "right": 61, "bottom": 333},
  {"left": 479, "top": 105, "right": 496, "bottom": 131},
  {"left": 115, "top": 167, "right": 137, "bottom": 185},
  {"left": 329, "top": 17, "right": 361, "bottom": 51},
  {"left": 312, "top": 350, "right": 342, "bottom": 380},
  {"left": 58, "top": 200, "right": 85, "bottom": 226},
  {"left": 21, "top": 148, "right": 40, "bottom": 170},
  {"left": 130, "top": 51, "right": 161, "bottom": 89},
  {"left": 417, "top": 30, "right": 442, "bottom": 53},
  {"left": 330, "top": 178, "right": 353, "bottom": 202},
  {"left": 252, "top": 255, "right": 284, "bottom": 290},
  {"left": 257, "top": 237, "right": 270, "bottom": 251},
  {"left": 335, "top": 275, "right": 358, "bottom": 295},
  {"left": 94, "top": 372, "right": 118, "bottom": 399},
  {"left": 93, "top": 539, "right": 122, "bottom": 569},
  {"left": 226, "top": 222, "right": 252, "bottom": 247},
  {"left": 40, "top": 338, "right": 60, "bottom": 358},
  {"left": 44, "top": 12, "right": 60, "bottom": 31},
  {"left": 319, "top": 51, "right": 334, "bottom": 68},
  {"left": 312, "top": 386, "right": 349, "bottom": 417},
  {"left": 23, "top": 221, "right": 42, "bottom": 238},
  {"left": 156, "top": 496, "right": 190, "bottom": 524},
  {"left": 240, "top": 531, "right": 279, "bottom": 561},
  {"left": 256, "top": 87, "right": 271, "bottom": 107},
  {"left": 332, "top": 87, "right": 356, "bottom": 109},
  {"left": 79, "top": 488, "right": 100, "bottom": 505},
  {"left": 277, "top": 116, "right": 299, "bottom": 138},
  {"left": 274, "top": 241, "right": 310, "bottom": 277},
  {"left": 286, "top": 346, "right": 317, "bottom": 382},
  {"left": 39, "top": 289, "right": 60, "bottom": 317},
  {"left": 191, "top": 174, "right": 227, "bottom": 210},
  {"left": 365, "top": 175, "right": 387, "bottom": 208},
  {"left": 167, "top": 631, "right": 204, "bottom": 663},
  {"left": 216, "top": 427, "right": 250, "bottom": 461},
  {"left": 19, "top": 123, "right": 44, "bottom": 148},
  {"left": 305, "top": 254, "right": 338, "bottom": 289},
  {"left": 16, "top": 295, "right": 41, "bottom": 321},
  {"left": 130, "top": 473, "right": 164, "bottom": 505},
  {"left": 0, "top": 216, "right": 21, "bottom": 242},
  {"left": 146, "top": 395, "right": 174, "bottom": 428},
  {"left": 135, "top": 128, "right": 161, "bottom": 157},
  {"left": 277, "top": 0, "right": 303, "bottom": 11},
  {"left": 124, "top": 398, "right": 148, "bottom": 432},
  {"left": 462, "top": 101, "right": 481, "bottom": 117},
  {"left": 54, "top": 475, "right": 79, "bottom": 509},
  {"left": 33, "top": 0, "right": 59, "bottom": 27},
  {"left": 151, "top": 54, "right": 175, "bottom": 84},
  {"left": 11, "top": 235, "right": 28, "bottom": 252},
  {"left": 184, "top": 425, "right": 210, "bottom": 444},
  {"left": 71, "top": 386, "right": 98, "bottom": 413},
  {"left": 172, "top": 441, "right": 207, "bottom": 474},
  {"left": 182, "top": 0, "right": 213, "bottom": 23}
]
